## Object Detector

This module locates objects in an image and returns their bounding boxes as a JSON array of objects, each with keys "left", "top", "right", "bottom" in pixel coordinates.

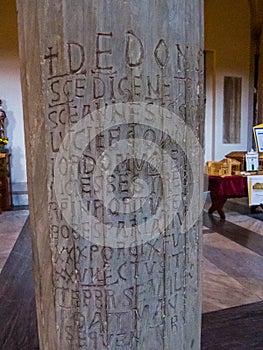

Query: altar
[
  {"left": 208, "top": 175, "right": 248, "bottom": 219},
  {"left": 208, "top": 174, "right": 263, "bottom": 219}
]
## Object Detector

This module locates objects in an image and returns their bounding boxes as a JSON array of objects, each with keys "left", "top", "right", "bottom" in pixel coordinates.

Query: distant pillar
[{"left": 17, "top": 1, "right": 204, "bottom": 349}]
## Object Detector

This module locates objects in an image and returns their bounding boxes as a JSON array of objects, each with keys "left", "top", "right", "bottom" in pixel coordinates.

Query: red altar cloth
[
  {"left": 208, "top": 175, "right": 248, "bottom": 198},
  {"left": 208, "top": 175, "right": 248, "bottom": 219}
]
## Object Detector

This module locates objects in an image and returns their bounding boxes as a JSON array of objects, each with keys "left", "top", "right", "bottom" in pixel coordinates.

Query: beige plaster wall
[
  {"left": 0, "top": 1, "right": 27, "bottom": 192},
  {"left": 257, "top": 33, "right": 263, "bottom": 125},
  {"left": 205, "top": 0, "right": 251, "bottom": 161}
]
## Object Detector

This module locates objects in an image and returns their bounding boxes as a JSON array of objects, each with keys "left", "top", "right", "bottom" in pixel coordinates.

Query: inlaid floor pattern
[
  {"left": 0, "top": 210, "right": 28, "bottom": 272},
  {"left": 1, "top": 201, "right": 263, "bottom": 349},
  {"left": 1, "top": 207, "right": 262, "bottom": 313}
]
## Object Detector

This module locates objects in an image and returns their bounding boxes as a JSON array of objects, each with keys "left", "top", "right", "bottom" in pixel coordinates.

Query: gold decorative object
[
  {"left": 206, "top": 158, "right": 241, "bottom": 176},
  {"left": 0, "top": 99, "right": 8, "bottom": 153},
  {"left": 252, "top": 182, "right": 263, "bottom": 190}
]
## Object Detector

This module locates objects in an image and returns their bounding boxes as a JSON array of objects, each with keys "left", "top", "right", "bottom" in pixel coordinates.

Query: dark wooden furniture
[
  {"left": 208, "top": 175, "right": 248, "bottom": 219},
  {"left": 0, "top": 153, "right": 12, "bottom": 211}
]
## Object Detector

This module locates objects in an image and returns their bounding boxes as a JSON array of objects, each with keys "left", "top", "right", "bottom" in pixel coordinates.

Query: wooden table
[{"left": 208, "top": 175, "right": 248, "bottom": 219}]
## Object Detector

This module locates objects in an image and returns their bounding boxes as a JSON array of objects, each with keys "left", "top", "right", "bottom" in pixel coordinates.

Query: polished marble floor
[
  {"left": 202, "top": 196, "right": 263, "bottom": 313},
  {"left": 202, "top": 226, "right": 263, "bottom": 312},
  {"left": 0, "top": 203, "right": 263, "bottom": 316},
  {"left": 0, "top": 209, "right": 29, "bottom": 272},
  {"left": 1, "top": 201, "right": 263, "bottom": 348}
]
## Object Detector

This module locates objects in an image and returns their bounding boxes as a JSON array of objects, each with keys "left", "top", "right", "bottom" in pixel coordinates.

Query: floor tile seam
[
  {"left": 203, "top": 230, "right": 263, "bottom": 260},
  {"left": 202, "top": 255, "right": 251, "bottom": 287},
  {"left": 202, "top": 252, "right": 263, "bottom": 297},
  {"left": 203, "top": 212, "right": 263, "bottom": 257},
  {"left": 204, "top": 207, "right": 263, "bottom": 234},
  {"left": 229, "top": 276, "right": 263, "bottom": 299},
  {"left": 225, "top": 212, "right": 263, "bottom": 236}
]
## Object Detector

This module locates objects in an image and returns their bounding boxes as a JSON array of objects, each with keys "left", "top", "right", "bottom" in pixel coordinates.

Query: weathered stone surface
[{"left": 17, "top": 1, "right": 204, "bottom": 349}]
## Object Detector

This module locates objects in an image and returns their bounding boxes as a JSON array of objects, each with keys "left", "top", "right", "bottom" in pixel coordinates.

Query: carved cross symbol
[{"left": 44, "top": 46, "right": 58, "bottom": 76}]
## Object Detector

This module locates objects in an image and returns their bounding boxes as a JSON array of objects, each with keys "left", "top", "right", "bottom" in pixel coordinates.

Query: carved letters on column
[
  {"left": 44, "top": 31, "right": 202, "bottom": 348},
  {"left": 18, "top": 1, "right": 203, "bottom": 348}
]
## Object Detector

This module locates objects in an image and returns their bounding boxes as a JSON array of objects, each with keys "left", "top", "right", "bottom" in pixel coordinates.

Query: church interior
[{"left": 1, "top": 0, "right": 263, "bottom": 349}]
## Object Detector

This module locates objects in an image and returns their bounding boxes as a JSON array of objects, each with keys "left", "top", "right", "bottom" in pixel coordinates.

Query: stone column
[{"left": 17, "top": 1, "right": 204, "bottom": 349}]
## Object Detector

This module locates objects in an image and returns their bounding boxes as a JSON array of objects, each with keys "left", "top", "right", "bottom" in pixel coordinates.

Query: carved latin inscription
[{"left": 44, "top": 30, "right": 202, "bottom": 350}]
